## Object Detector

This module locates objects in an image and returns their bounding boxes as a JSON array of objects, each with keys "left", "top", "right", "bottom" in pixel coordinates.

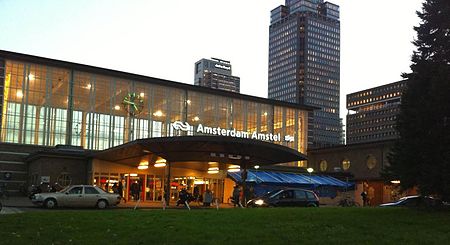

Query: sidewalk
[
  {"left": 117, "top": 199, "right": 234, "bottom": 209},
  {"left": 1, "top": 196, "right": 235, "bottom": 209},
  {"left": 1, "top": 196, "right": 34, "bottom": 208}
]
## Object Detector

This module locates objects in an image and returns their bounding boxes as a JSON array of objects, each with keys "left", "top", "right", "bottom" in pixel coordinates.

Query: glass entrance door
[
  {"left": 146, "top": 175, "right": 163, "bottom": 201},
  {"left": 125, "top": 174, "right": 145, "bottom": 201}
]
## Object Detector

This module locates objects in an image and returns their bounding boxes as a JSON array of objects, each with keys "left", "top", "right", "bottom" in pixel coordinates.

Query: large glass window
[
  {"left": 1, "top": 59, "right": 310, "bottom": 155},
  {"left": 1, "top": 61, "right": 69, "bottom": 145}
]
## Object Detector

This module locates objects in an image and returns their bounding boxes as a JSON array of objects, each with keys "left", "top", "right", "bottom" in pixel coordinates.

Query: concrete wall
[
  {"left": 0, "top": 143, "right": 49, "bottom": 195},
  {"left": 307, "top": 141, "right": 394, "bottom": 181},
  {"left": 307, "top": 141, "right": 396, "bottom": 206},
  {"left": 28, "top": 156, "right": 88, "bottom": 187}
]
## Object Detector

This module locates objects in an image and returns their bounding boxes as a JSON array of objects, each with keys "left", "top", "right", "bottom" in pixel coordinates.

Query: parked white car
[{"left": 32, "top": 185, "right": 121, "bottom": 209}]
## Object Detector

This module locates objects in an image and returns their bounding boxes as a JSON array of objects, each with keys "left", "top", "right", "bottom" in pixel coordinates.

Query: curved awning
[
  {"left": 228, "top": 170, "right": 353, "bottom": 188},
  {"left": 94, "top": 136, "right": 307, "bottom": 168}
]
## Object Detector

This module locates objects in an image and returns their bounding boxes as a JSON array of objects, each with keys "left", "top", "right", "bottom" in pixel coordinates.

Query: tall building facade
[
  {"left": 194, "top": 58, "right": 240, "bottom": 93},
  {"left": 346, "top": 80, "right": 407, "bottom": 144},
  {"left": 268, "top": 0, "right": 341, "bottom": 149}
]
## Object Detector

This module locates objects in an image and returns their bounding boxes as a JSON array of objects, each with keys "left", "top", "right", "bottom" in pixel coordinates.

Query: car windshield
[
  {"left": 58, "top": 186, "right": 71, "bottom": 193},
  {"left": 398, "top": 196, "right": 418, "bottom": 202},
  {"left": 262, "top": 189, "right": 283, "bottom": 198}
]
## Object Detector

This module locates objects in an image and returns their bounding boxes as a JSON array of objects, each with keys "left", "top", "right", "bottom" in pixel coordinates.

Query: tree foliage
[{"left": 385, "top": 0, "right": 450, "bottom": 201}]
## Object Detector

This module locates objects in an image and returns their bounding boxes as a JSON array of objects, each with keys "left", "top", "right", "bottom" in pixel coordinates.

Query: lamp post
[{"left": 306, "top": 167, "right": 314, "bottom": 184}]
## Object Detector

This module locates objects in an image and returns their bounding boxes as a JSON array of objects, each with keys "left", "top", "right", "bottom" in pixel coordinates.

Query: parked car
[
  {"left": 379, "top": 195, "right": 443, "bottom": 208},
  {"left": 247, "top": 188, "right": 319, "bottom": 207},
  {"left": 32, "top": 185, "right": 121, "bottom": 209}
]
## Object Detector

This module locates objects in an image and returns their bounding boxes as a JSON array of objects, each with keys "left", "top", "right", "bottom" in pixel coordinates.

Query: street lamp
[{"left": 307, "top": 167, "right": 314, "bottom": 184}]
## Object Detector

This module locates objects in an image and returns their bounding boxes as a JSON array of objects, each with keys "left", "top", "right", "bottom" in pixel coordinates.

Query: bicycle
[
  {"left": 0, "top": 185, "right": 9, "bottom": 200},
  {"left": 338, "top": 197, "right": 360, "bottom": 207}
]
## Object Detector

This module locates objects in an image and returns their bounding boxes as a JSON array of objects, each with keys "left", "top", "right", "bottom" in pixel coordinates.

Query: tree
[{"left": 385, "top": 0, "right": 450, "bottom": 201}]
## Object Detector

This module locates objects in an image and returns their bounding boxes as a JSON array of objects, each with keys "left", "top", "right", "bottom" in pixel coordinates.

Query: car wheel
[
  {"left": 44, "top": 198, "right": 57, "bottom": 209},
  {"left": 97, "top": 199, "right": 108, "bottom": 209}
]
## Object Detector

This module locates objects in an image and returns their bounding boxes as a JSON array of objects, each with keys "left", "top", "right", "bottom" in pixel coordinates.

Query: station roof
[{"left": 94, "top": 136, "right": 307, "bottom": 170}]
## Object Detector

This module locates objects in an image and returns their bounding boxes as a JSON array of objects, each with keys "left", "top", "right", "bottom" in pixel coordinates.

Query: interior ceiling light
[
  {"left": 154, "top": 157, "right": 166, "bottom": 168},
  {"left": 207, "top": 170, "right": 219, "bottom": 174},
  {"left": 228, "top": 155, "right": 242, "bottom": 160},
  {"left": 154, "top": 162, "right": 166, "bottom": 168},
  {"left": 227, "top": 165, "right": 240, "bottom": 173},
  {"left": 138, "top": 160, "right": 149, "bottom": 169},
  {"left": 227, "top": 168, "right": 240, "bottom": 173},
  {"left": 155, "top": 158, "right": 167, "bottom": 164}
]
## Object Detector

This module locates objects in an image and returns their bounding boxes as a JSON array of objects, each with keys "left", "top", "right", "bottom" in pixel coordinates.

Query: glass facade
[{"left": 0, "top": 56, "right": 309, "bottom": 166}]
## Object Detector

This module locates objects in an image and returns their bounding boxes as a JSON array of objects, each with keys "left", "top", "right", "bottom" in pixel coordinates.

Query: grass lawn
[{"left": 1, "top": 207, "right": 449, "bottom": 244}]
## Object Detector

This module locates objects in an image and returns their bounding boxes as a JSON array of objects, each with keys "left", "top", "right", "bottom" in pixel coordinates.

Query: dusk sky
[{"left": 0, "top": 0, "right": 424, "bottom": 122}]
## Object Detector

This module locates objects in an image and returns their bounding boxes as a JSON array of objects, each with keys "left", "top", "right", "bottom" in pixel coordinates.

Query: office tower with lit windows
[
  {"left": 268, "top": 0, "right": 341, "bottom": 148},
  {"left": 346, "top": 80, "right": 408, "bottom": 145},
  {"left": 194, "top": 58, "right": 240, "bottom": 93}
]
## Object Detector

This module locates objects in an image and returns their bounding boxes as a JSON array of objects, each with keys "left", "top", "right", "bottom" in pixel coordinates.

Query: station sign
[{"left": 172, "top": 121, "right": 295, "bottom": 143}]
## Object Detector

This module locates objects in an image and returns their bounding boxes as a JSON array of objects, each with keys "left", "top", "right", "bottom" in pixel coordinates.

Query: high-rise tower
[
  {"left": 268, "top": 0, "right": 341, "bottom": 148},
  {"left": 346, "top": 80, "right": 407, "bottom": 145},
  {"left": 194, "top": 58, "right": 240, "bottom": 93}
]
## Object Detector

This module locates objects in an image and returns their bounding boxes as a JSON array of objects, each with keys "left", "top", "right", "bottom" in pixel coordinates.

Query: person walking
[
  {"left": 203, "top": 189, "right": 213, "bottom": 207},
  {"left": 177, "top": 188, "right": 188, "bottom": 206},
  {"left": 112, "top": 183, "right": 118, "bottom": 194},
  {"left": 118, "top": 180, "right": 126, "bottom": 203},
  {"left": 232, "top": 185, "right": 241, "bottom": 207},
  {"left": 131, "top": 181, "right": 139, "bottom": 201},
  {"left": 361, "top": 190, "right": 368, "bottom": 206}
]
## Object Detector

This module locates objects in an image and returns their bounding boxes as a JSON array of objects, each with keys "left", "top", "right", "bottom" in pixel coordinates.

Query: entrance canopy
[{"left": 94, "top": 136, "right": 307, "bottom": 169}]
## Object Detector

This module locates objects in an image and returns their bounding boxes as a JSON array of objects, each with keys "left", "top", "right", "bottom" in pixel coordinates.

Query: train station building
[{"left": 0, "top": 50, "right": 352, "bottom": 204}]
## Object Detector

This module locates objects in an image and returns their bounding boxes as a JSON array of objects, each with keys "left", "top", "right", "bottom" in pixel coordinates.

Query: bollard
[
  {"left": 215, "top": 198, "right": 219, "bottom": 210},
  {"left": 162, "top": 198, "right": 166, "bottom": 210},
  {"left": 133, "top": 198, "right": 141, "bottom": 211}
]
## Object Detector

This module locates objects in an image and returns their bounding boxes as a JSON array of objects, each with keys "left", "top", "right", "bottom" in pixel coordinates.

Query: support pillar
[
  {"left": 241, "top": 161, "right": 248, "bottom": 207},
  {"left": 164, "top": 161, "right": 171, "bottom": 206}
]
